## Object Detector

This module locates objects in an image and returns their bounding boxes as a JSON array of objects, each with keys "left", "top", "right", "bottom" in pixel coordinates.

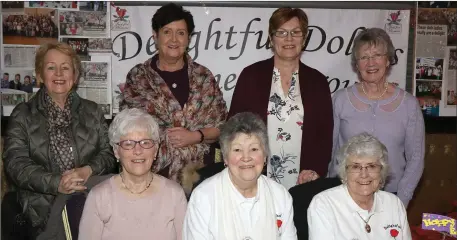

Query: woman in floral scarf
[{"left": 119, "top": 3, "right": 227, "bottom": 185}]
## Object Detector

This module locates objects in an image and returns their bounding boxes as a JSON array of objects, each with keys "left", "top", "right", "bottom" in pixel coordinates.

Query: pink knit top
[{"left": 78, "top": 175, "right": 187, "bottom": 240}]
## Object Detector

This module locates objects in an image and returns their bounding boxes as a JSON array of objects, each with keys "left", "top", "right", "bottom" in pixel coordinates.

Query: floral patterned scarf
[
  {"left": 45, "top": 91, "right": 75, "bottom": 173},
  {"left": 119, "top": 54, "right": 227, "bottom": 183}
]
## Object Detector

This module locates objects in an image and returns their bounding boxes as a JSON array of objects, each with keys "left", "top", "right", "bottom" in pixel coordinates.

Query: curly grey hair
[
  {"left": 219, "top": 112, "right": 270, "bottom": 161},
  {"left": 351, "top": 28, "right": 396, "bottom": 72},
  {"left": 336, "top": 132, "right": 389, "bottom": 189},
  {"left": 108, "top": 108, "right": 160, "bottom": 149}
]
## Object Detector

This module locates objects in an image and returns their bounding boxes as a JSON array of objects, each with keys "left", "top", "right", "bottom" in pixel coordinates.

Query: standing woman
[
  {"left": 2, "top": 42, "right": 116, "bottom": 238},
  {"left": 119, "top": 3, "right": 227, "bottom": 184},
  {"left": 328, "top": 28, "right": 425, "bottom": 208},
  {"left": 228, "top": 7, "right": 333, "bottom": 190}
]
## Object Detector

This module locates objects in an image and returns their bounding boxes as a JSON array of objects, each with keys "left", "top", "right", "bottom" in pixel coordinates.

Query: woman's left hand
[
  {"left": 297, "top": 169, "right": 319, "bottom": 185},
  {"left": 63, "top": 166, "right": 93, "bottom": 188},
  {"left": 167, "top": 127, "right": 200, "bottom": 148}
]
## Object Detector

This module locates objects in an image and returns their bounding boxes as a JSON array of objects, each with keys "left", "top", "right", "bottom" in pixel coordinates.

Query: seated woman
[
  {"left": 2, "top": 42, "right": 116, "bottom": 238},
  {"left": 308, "top": 133, "right": 411, "bottom": 239},
  {"left": 119, "top": 3, "right": 227, "bottom": 185},
  {"left": 78, "top": 108, "right": 187, "bottom": 240},
  {"left": 183, "top": 112, "right": 297, "bottom": 240}
]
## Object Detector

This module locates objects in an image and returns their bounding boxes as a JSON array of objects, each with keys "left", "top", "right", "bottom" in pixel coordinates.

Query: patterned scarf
[
  {"left": 45, "top": 91, "right": 75, "bottom": 173},
  {"left": 120, "top": 54, "right": 227, "bottom": 183}
]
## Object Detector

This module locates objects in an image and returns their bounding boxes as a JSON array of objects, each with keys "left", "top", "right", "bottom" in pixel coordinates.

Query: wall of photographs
[
  {"left": 413, "top": 5, "right": 457, "bottom": 116},
  {"left": 2, "top": 2, "right": 456, "bottom": 118},
  {"left": 1, "top": 1, "right": 113, "bottom": 118}
]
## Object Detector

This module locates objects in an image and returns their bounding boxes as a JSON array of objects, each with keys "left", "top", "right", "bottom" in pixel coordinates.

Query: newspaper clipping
[
  {"left": 59, "top": 11, "right": 107, "bottom": 37},
  {"left": 3, "top": 45, "right": 38, "bottom": 68},
  {"left": 77, "top": 62, "right": 111, "bottom": 116},
  {"left": 415, "top": 7, "right": 455, "bottom": 116},
  {"left": 445, "top": 48, "right": 456, "bottom": 107},
  {"left": 25, "top": 1, "right": 79, "bottom": 10},
  {"left": 88, "top": 38, "right": 112, "bottom": 52}
]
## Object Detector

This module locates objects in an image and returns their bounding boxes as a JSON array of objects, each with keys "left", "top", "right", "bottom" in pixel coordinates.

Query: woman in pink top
[{"left": 78, "top": 108, "right": 188, "bottom": 240}]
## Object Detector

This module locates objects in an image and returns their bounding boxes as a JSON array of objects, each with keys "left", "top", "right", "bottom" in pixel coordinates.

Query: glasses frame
[
  {"left": 273, "top": 29, "right": 304, "bottom": 38},
  {"left": 115, "top": 139, "right": 157, "bottom": 150},
  {"left": 345, "top": 163, "right": 382, "bottom": 174},
  {"left": 357, "top": 53, "right": 387, "bottom": 63}
]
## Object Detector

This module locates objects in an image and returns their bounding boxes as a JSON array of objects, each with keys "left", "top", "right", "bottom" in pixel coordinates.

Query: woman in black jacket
[{"left": 2, "top": 42, "right": 116, "bottom": 238}]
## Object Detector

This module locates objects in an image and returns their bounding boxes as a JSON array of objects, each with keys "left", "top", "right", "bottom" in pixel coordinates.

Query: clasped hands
[
  {"left": 167, "top": 127, "right": 201, "bottom": 148},
  {"left": 296, "top": 169, "right": 320, "bottom": 185},
  {"left": 58, "top": 166, "right": 93, "bottom": 194}
]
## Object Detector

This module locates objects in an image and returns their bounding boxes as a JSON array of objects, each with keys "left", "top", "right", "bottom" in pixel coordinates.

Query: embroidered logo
[
  {"left": 390, "top": 229, "right": 399, "bottom": 239},
  {"left": 384, "top": 224, "right": 402, "bottom": 239}
]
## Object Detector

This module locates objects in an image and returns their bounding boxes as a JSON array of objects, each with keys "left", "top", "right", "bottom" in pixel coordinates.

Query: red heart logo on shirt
[{"left": 277, "top": 219, "right": 283, "bottom": 228}]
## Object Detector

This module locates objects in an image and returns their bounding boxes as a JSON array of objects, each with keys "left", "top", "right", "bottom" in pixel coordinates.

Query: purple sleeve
[
  {"left": 397, "top": 96, "right": 425, "bottom": 207},
  {"left": 328, "top": 90, "right": 344, "bottom": 178}
]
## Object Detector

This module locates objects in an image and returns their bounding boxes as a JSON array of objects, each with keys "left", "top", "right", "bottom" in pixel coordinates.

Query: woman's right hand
[{"left": 57, "top": 169, "right": 87, "bottom": 194}]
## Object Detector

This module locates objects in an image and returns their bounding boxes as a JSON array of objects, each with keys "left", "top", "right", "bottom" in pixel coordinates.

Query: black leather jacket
[{"left": 2, "top": 88, "right": 116, "bottom": 235}]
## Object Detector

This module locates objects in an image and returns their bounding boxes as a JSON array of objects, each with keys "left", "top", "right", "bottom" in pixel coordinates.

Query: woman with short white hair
[
  {"left": 183, "top": 112, "right": 297, "bottom": 240},
  {"left": 308, "top": 133, "right": 411, "bottom": 240},
  {"left": 79, "top": 108, "right": 187, "bottom": 240}
]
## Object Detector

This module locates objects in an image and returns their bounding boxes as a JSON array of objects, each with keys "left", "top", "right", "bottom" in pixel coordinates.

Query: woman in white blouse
[{"left": 183, "top": 112, "right": 297, "bottom": 240}]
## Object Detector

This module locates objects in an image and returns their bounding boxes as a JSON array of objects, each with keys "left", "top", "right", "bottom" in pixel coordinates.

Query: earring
[
  {"left": 116, "top": 158, "right": 119, "bottom": 163},
  {"left": 223, "top": 162, "right": 227, "bottom": 168}
]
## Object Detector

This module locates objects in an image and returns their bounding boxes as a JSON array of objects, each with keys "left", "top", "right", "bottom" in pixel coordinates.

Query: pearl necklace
[
  {"left": 361, "top": 82, "right": 388, "bottom": 100},
  {"left": 120, "top": 172, "right": 154, "bottom": 195}
]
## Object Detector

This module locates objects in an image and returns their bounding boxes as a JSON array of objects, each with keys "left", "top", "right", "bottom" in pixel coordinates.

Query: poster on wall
[
  {"left": 414, "top": 8, "right": 457, "bottom": 116},
  {"left": 109, "top": 5, "right": 411, "bottom": 113}
]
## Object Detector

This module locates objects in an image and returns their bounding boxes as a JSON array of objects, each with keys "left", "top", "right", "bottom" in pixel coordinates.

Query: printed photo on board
[
  {"left": 88, "top": 38, "right": 112, "bottom": 52},
  {"left": 416, "top": 80, "right": 442, "bottom": 100},
  {"left": 82, "top": 62, "right": 108, "bottom": 82},
  {"left": 1, "top": 1, "right": 24, "bottom": 13},
  {"left": 2, "top": 8, "right": 58, "bottom": 45},
  {"left": 79, "top": 1, "right": 107, "bottom": 12},
  {"left": 1, "top": 70, "right": 36, "bottom": 93},
  {"left": 61, "top": 38, "right": 90, "bottom": 60},
  {"left": 418, "top": 8, "right": 457, "bottom": 46},
  {"left": 59, "top": 11, "right": 107, "bottom": 37},
  {"left": 25, "top": 1, "right": 78, "bottom": 10},
  {"left": 415, "top": 57, "right": 444, "bottom": 80}
]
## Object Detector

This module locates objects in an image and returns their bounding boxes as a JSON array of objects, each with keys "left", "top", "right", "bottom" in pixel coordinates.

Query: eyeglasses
[
  {"left": 116, "top": 139, "right": 157, "bottom": 150},
  {"left": 357, "top": 54, "right": 386, "bottom": 63},
  {"left": 273, "top": 30, "right": 304, "bottom": 38},
  {"left": 346, "top": 163, "right": 382, "bottom": 173}
]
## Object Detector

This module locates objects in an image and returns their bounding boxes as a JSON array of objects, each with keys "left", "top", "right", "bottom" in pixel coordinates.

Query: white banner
[{"left": 110, "top": 6, "right": 410, "bottom": 112}]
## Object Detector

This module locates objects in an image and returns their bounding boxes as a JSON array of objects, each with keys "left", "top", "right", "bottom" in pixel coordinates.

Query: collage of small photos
[
  {"left": 415, "top": 6, "right": 457, "bottom": 117},
  {"left": 1, "top": 1, "right": 113, "bottom": 117}
]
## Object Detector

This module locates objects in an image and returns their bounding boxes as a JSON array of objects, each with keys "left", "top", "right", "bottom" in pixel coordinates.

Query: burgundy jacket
[{"left": 228, "top": 57, "right": 333, "bottom": 177}]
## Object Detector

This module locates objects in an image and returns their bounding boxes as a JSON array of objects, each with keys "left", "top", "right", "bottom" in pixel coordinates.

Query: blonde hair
[{"left": 34, "top": 42, "right": 82, "bottom": 86}]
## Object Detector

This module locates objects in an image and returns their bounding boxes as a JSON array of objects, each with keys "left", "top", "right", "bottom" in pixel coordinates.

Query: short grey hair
[
  {"left": 108, "top": 108, "right": 160, "bottom": 149},
  {"left": 351, "top": 28, "right": 396, "bottom": 72},
  {"left": 219, "top": 112, "right": 269, "bottom": 160},
  {"left": 336, "top": 132, "right": 389, "bottom": 188}
]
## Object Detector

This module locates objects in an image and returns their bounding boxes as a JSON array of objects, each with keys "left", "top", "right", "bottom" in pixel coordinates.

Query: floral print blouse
[{"left": 267, "top": 68, "right": 304, "bottom": 190}]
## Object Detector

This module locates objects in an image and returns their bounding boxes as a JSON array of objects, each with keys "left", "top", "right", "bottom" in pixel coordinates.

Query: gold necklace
[
  {"left": 356, "top": 212, "right": 374, "bottom": 233},
  {"left": 361, "top": 82, "right": 388, "bottom": 100},
  {"left": 120, "top": 172, "right": 154, "bottom": 194}
]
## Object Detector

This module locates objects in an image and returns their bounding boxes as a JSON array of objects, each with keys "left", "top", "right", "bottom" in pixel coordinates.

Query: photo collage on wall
[
  {"left": 414, "top": 6, "right": 457, "bottom": 117},
  {"left": 1, "top": 1, "right": 113, "bottom": 118}
]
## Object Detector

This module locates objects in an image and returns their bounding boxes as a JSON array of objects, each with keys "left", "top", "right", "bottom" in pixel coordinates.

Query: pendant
[
  {"left": 172, "top": 83, "right": 177, "bottom": 88},
  {"left": 365, "top": 223, "right": 371, "bottom": 233}
]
